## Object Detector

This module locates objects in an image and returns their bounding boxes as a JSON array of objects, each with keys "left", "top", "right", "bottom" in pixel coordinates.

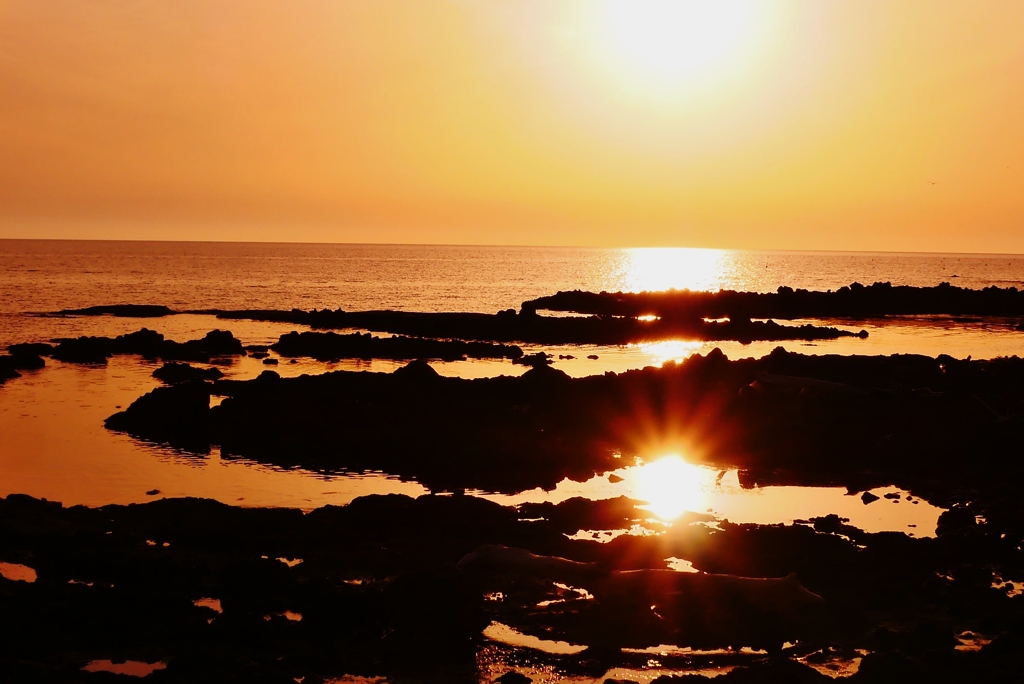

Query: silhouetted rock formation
[
  {"left": 201, "top": 307, "right": 863, "bottom": 345},
  {"left": 270, "top": 330, "right": 523, "bottom": 361},
  {"left": 105, "top": 380, "right": 213, "bottom": 451},
  {"left": 106, "top": 349, "right": 1024, "bottom": 507},
  {"left": 522, "top": 281, "right": 1024, "bottom": 319},
  {"left": 56, "top": 304, "right": 175, "bottom": 317},
  {"left": 153, "top": 362, "right": 225, "bottom": 385},
  {"left": 48, "top": 329, "right": 245, "bottom": 365},
  {"left": 3, "top": 484, "right": 1022, "bottom": 682},
  {"left": 0, "top": 347, "right": 46, "bottom": 384}
]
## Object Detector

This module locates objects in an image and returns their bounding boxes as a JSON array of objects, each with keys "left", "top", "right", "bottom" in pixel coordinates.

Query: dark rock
[
  {"left": 262, "top": 358, "right": 279, "bottom": 365},
  {"left": 153, "top": 362, "right": 224, "bottom": 385},
  {"left": 512, "top": 352, "right": 552, "bottom": 367},
  {"left": 523, "top": 281, "right": 1024, "bottom": 319},
  {"left": 49, "top": 329, "right": 245, "bottom": 365},
  {"left": 496, "top": 672, "right": 532, "bottom": 684},
  {"left": 51, "top": 335, "right": 113, "bottom": 364},
  {"left": 861, "top": 492, "right": 880, "bottom": 505},
  {"left": 272, "top": 330, "right": 522, "bottom": 362},
  {"left": 105, "top": 380, "right": 212, "bottom": 450},
  {"left": 204, "top": 307, "right": 865, "bottom": 345},
  {"left": 393, "top": 358, "right": 441, "bottom": 383},
  {"left": 56, "top": 304, "right": 175, "bottom": 317},
  {"left": 8, "top": 342, "right": 53, "bottom": 356}
]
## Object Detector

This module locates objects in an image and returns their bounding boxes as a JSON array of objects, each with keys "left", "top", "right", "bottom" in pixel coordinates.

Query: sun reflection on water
[
  {"left": 621, "top": 248, "right": 727, "bottom": 293},
  {"left": 629, "top": 455, "right": 711, "bottom": 520},
  {"left": 637, "top": 339, "right": 705, "bottom": 365}
]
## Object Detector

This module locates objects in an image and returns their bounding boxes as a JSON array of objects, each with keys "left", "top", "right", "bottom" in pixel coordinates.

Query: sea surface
[
  {"left": 3, "top": 239, "right": 1024, "bottom": 318},
  {"left": 1, "top": 239, "right": 1022, "bottom": 532}
]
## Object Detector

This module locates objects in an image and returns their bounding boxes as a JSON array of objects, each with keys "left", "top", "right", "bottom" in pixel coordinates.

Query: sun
[
  {"left": 630, "top": 455, "right": 710, "bottom": 520},
  {"left": 589, "top": 0, "right": 764, "bottom": 92}
]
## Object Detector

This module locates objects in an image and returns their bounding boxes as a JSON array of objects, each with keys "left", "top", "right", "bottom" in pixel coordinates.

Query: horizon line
[{"left": 1, "top": 236, "right": 1022, "bottom": 259}]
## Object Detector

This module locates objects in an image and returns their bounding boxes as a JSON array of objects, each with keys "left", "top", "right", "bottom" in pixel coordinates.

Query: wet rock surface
[
  {"left": 201, "top": 307, "right": 864, "bottom": 345},
  {"left": 0, "top": 345, "right": 47, "bottom": 384},
  {"left": 152, "top": 362, "right": 224, "bottom": 385},
  {"left": 2, "top": 486, "right": 1022, "bottom": 683},
  {"left": 46, "top": 329, "right": 245, "bottom": 365},
  {"left": 55, "top": 304, "right": 176, "bottom": 318},
  {"left": 107, "top": 348, "right": 1024, "bottom": 501},
  {"left": 11, "top": 290, "right": 1024, "bottom": 681},
  {"left": 522, "top": 281, "right": 1024, "bottom": 319},
  {"left": 270, "top": 330, "right": 524, "bottom": 362}
]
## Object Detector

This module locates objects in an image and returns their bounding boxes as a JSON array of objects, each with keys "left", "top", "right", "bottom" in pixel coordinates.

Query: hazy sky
[{"left": 1, "top": 0, "right": 1023, "bottom": 251}]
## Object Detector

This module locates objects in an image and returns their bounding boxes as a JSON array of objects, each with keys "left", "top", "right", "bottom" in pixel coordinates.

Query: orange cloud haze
[{"left": 1, "top": 0, "right": 1022, "bottom": 251}]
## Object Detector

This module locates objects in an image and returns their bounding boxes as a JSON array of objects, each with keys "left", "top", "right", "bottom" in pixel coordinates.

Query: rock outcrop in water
[
  {"left": 522, "top": 281, "right": 1024, "bottom": 319},
  {"left": 270, "top": 330, "right": 524, "bottom": 362},
  {"left": 153, "top": 362, "right": 225, "bottom": 385},
  {"left": 55, "top": 304, "right": 176, "bottom": 317},
  {"left": 105, "top": 349, "right": 1024, "bottom": 506},
  {"left": 46, "top": 329, "right": 245, "bottom": 365},
  {"left": 0, "top": 346, "right": 47, "bottom": 384},
  {"left": 202, "top": 308, "right": 865, "bottom": 345}
]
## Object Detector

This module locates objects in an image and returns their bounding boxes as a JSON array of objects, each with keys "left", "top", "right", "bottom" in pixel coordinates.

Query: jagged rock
[{"left": 153, "top": 362, "right": 224, "bottom": 385}]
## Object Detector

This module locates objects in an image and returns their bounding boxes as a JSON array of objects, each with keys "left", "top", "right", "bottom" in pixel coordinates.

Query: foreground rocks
[{"left": 1, "top": 489, "right": 1021, "bottom": 683}]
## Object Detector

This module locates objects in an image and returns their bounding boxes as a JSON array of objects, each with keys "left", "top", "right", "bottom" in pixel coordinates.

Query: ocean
[
  {"left": 3, "top": 240, "right": 1024, "bottom": 318},
  {"left": 0, "top": 239, "right": 1022, "bottom": 516}
]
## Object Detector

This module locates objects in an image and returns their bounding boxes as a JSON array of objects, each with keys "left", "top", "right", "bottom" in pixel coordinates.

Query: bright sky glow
[
  {"left": 2, "top": 1, "right": 1024, "bottom": 252},
  {"left": 594, "top": 0, "right": 762, "bottom": 88}
]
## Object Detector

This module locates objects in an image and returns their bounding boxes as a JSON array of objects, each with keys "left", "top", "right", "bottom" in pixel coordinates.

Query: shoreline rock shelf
[
  {"left": 11, "top": 287, "right": 1024, "bottom": 681},
  {"left": 270, "top": 330, "right": 524, "bottom": 362},
  {"left": 106, "top": 348, "right": 1024, "bottom": 507},
  {"left": 522, "top": 281, "right": 1024, "bottom": 319},
  {"left": 202, "top": 308, "right": 865, "bottom": 345}
]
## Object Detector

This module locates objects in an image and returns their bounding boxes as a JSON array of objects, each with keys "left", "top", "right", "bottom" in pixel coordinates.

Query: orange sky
[{"left": 1, "top": 0, "right": 1022, "bottom": 251}]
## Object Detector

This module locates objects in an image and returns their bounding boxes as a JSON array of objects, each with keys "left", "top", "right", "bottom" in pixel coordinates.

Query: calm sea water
[
  {"left": 2, "top": 239, "right": 1024, "bottom": 314},
  {"left": 0, "top": 239, "right": 1019, "bottom": 522},
  {"left": 3, "top": 239, "right": 1024, "bottom": 348}
]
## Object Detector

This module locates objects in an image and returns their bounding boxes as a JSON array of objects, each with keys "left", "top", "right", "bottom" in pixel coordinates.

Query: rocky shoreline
[{"left": 2, "top": 287, "right": 1023, "bottom": 682}]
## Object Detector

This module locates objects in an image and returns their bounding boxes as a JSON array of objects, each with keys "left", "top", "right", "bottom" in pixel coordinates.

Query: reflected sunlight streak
[
  {"left": 630, "top": 455, "right": 711, "bottom": 520},
  {"left": 622, "top": 247, "right": 727, "bottom": 293},
  {"left": 637, "top": 339, "right": 705, "bottom": 366}
]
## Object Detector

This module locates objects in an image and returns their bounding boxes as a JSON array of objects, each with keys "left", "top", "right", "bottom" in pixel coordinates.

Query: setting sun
[{"left": 593, "top": 0, "right": 762, "bottom": 86}]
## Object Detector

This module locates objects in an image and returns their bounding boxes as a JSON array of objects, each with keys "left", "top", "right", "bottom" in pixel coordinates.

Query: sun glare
[
  {"left": 638, "top": 339, "right": 705, "bottom": 366},
  {"left": 592, "top": 0, "right": 763, "bottom": 90},
  {"left": 630, "top": 455, "right": 709, "bottom": 520},
  {"left": 621, "top": 247, "right": 726, "bottom": 292}
]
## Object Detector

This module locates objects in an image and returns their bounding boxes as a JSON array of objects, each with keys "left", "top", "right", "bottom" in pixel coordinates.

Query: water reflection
[
  {"left": 0, "top": 357, "right": 427, "bottom": 508},
  {"left": 631, "top": 455, "right": 708, "bottom": 520},
  {"left": 621, "top": 248, "right": 727, "bottom": 293},
  {"left": 486, "top": 459, "right": 944, "bottom": 536},
  {"left": 636, "top": 340, "right": 705, "bottom": 366}
]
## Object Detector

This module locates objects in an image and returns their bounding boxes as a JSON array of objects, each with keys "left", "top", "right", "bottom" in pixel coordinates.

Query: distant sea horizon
[{"left": 2, "top": 236, "right": 1022, "bottom": 257}]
